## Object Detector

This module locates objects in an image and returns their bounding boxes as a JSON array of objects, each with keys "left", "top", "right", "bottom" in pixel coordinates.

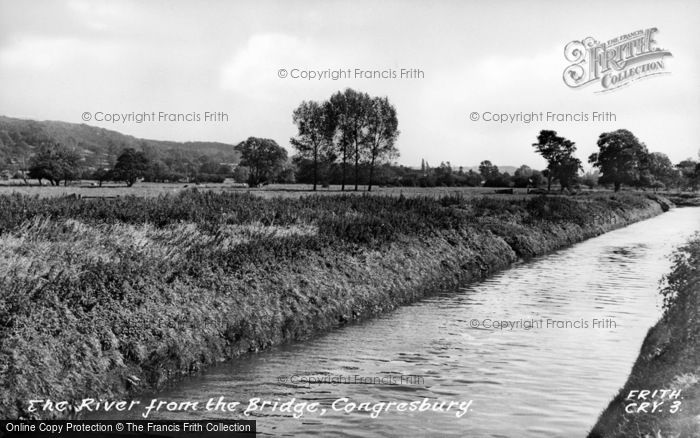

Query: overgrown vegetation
[
  {"left": 0, "top": 191, "right": 670, "bottom": 418},
  {"left": 589, "top": 234, "right": 700, "bottom": 438}
]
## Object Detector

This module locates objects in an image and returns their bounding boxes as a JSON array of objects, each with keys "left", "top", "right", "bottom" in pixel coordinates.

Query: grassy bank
[
  {"left": 665, "top": 192, "right": 700, "bottom": 207},
  {"left": 589, "top": 234, "right": 700, "bottom": 438},
  {"left": 0, "top": 191, "right": 670, "bottom": 418}
]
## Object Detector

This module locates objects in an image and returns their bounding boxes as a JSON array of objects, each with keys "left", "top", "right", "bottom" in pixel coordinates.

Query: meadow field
[
  {"left": 2, "top": 180, "right": 696, "bottom": 204},
  {"left": 0, "top": 181, "right": 552, "bottom": 200},
  {"left": 0, "top": 188, "right": 672, "bottom": 418}
]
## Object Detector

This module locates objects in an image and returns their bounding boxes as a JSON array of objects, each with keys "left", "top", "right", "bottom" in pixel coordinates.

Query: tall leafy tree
[
  {"left": 514, "top": 165, "right": 542, "bottom": 188},
  {"left": 552, "top": 155, "right": 582, "bottom": 191},
  {"left": 112, "top": 148, "right": 151, "bottom": 187},
  {"left": 329, "top": 88, "right": 372, "bottom": 191},
  {"left": 290, "top": 100, "right": 335, "bottom": 191},
  {"left": 90, "top": 168, "right": 110, "bottom": 187},
  {"left": 588, "top": 129, "right": 649, "bottom": 192},
  {"left": 478, "top": 160, "right": 499, "bottom": 182},
  {"left": 677, "top": 159, "right": 700, "bottom": 191},
  {"left": 235, "top": 137, "right": 288, "bottom": 187},
  {"left": 364, "top": 96, "right": 400, "bottom": 191},
  {"left": 28, "top": 142, "right": 81, "bottom": 186},
  {"left": 532, "top": 130, "right": 580, "bottom": 191},
  {"left": 646, "top": 152, "right": 678, "bottom": 190}
]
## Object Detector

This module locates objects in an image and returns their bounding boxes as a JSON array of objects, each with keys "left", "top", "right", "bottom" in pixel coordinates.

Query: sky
[{"left": 1, "top": 0, "right": 699, "bottom": 170}]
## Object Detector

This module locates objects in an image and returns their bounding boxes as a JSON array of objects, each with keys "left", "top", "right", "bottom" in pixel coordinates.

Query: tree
[
  {"left": 28, "top": 142, "right": 81, "bottom": 186},
  {"left": 364, "top": 96, "right": 400, "bottom": 191},
  {"left": 529, "top": 170, "right": 544, "bottom": 188},
  {"left": 91, "top": 168, "right": 110, "bottom": 187},
  {"left": 589, "top": 129, "right": 649, "bottom": 192},
  {"left": 532, "top": 130, "right": 580, "bottom": 191},
  {"left": 513, "top": 165, "right": 531, "bottom": 187},
  {"left": 276, "top": 161, "right": 297, "bottom": 184},
  {"left": 551, "top": 155, "right": 582, "bottom": 191},
  {"left": 463, "top": 169, "right": 483, "bottom": 186},
  {"left": 232, "top": 165, "right": 250, "bottom": 184},
  {"left": 435, "top": 162, "right": 455, "bottom": 186},
  {"left": 328, "top": 88, "right": 372, "bottom": 191},
  {"left": 235, "top": 137, "right": 288, "bottom": 186},
  {"left": 581, "top": 170, "right": 599, "bottom": 189},
  {"left": 646, "top": 152, "right": 678, "bottom": 190},
  {"left": 478, "top": 160, "right": 499, "bottom": 182},
  {"left": 112, "top": 148, "right": 151, "bottom": 187},
  {"left": 514, "top": 165, "right": 533, "bottom": 178},
  {"left": 509, "top": 167, "right": 544, "bottom": 189},
  {"left": 677, "top": 159, "right": 700, "bottom": 191},
  {"left": 147, "top": 160, "right": 170, "bottom": 182},
  {"left": 290, "top": 100, "right": 335, "bottom": 191}
]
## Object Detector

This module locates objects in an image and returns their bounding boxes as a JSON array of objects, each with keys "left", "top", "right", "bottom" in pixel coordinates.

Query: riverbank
[
  {"left": 665, "top": 192, "right": 700, "bottom": 207},
  {"left": 588, "top": 234, "right": 700, "bottom": 438},
  {"left": 0, "top": 191, "right": 671, "bottom": 418}
]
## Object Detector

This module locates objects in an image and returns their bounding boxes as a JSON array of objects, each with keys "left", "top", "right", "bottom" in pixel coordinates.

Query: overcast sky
[{"left": 1, "top": 0, "right": 698, "bottom": 169}]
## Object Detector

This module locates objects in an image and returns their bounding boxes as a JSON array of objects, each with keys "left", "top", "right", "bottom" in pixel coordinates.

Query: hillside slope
[{"left": 0, "top": 116, "right": 240, "bottom": 170}]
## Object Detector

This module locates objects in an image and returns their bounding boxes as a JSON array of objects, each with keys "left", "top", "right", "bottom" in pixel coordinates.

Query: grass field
[
  {"left": 0, "top": 180, "right": 563, "bottom": 199},
  {"left": 3, "top": 180, "right": 695, "bottom": 202}
]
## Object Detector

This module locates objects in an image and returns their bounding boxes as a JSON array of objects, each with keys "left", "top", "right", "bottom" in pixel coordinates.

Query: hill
[{"left": 0, "top": 116, "right": 240, "bottom": 171}]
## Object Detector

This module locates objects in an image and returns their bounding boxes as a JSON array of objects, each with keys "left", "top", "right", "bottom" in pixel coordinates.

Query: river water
[{"left": 95, "top": 208, "right": 700, "bottom": 437}]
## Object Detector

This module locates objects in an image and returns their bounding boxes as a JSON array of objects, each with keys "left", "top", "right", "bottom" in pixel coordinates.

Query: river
[{"left": 93, "top": 207, "right": 700, "bottom": 437}]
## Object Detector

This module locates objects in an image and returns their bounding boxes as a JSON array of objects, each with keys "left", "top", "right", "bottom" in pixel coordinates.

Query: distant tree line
[
  {"left": 290, "top": 159, "right": 542, "bottom": 189},
  {"left": 291, "top": 128, "right": 699, "bottom": 192},
  {"left": 25, "top": 142, "right": 233, "bottom": 186},
  {"left": 6, "top": 102, "right": 699, "bottom": 193},
  {"left": 587, "top": 129, "right": 698, "bottom": 192}
]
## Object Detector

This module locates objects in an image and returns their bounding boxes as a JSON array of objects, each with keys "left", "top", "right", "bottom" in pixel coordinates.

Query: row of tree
[
  {"left": 26, "top": 143, "right": 233, "bottom": 186},
  {"left": 533, "top": 128, "right": 699, "bottom": 192},
  {"left": 287, "top": 128, "right": 699, "bottom": 192},
  {"left": 290, "top": 89, "right": 399, "bottom": 191},
  {"left": 22, "top": 128, "right": 700, "bottom": 192},
  {"left": 230, "top": 89, "right": 400, "bottom": 190},
  {"left": 589, "top": 129, "right": 687, "bottom": 191}
]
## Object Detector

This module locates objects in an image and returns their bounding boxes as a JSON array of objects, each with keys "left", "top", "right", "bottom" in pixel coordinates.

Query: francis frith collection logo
[{"left": 563, "top": 28, "right": 672, "bottom": 92}]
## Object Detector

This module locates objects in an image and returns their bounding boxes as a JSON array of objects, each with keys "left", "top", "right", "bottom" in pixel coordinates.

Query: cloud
[
  {"left": 220, "top": 33, "right": 318, "bottom": 99},
  {"left": 66, "top": 0, "right": 135, "bottom": 31},
  {"left": 0, "top": 36, "right": 121, "bottom": 69}
]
